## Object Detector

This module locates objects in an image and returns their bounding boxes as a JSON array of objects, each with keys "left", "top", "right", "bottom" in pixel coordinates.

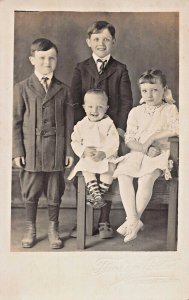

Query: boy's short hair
[
  {"left": 30, "top": 38, "right": 58, "bottom": 56},
  {"left": 84, "top": 89, "right": 108, "bottom": 103},
  {"left": 87, "top": 21, "right": 115, "bottom": 39},
  {"left": 138, "top": 69, "right": 167, "bottom": 87}
]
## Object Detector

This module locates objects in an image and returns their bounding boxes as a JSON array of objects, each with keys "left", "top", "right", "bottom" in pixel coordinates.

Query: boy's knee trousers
[{"left": 20, "top": 170, "right": 65, "bottom": 204}]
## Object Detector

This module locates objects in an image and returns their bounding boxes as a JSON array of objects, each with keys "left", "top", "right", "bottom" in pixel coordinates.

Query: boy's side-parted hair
[
  {"left": 87, "top": 21, "right": 116, "bottom": 39},
  {"left": 30, "top": 38, "right": 58, "bottom": 56},
  {"left": 138, "top": 69, "right": 167, "bottom": 87},
  {"left": 84, "top": 89, "right": 109, "bottom": 103}
]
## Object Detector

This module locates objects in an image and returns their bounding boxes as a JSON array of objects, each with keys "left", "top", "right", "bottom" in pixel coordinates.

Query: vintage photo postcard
[{"left": 0, "top": 1, "right": 189, "bottom": 299}]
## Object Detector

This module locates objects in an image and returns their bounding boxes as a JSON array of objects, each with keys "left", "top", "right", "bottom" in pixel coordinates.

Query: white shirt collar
[
  {"left": 92, "top": 53, "right": 111, "bottom": 64},
  {"left": 34, "top": 70, "right": 53, "bottom": 83}
]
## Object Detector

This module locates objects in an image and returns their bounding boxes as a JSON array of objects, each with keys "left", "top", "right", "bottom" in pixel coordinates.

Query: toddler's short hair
[
  {"left": 87, "top": 21, "right": 115, "bottom": 39},
  {"left": 30, "top": 38, "right": 58, "bottom": 56},
  {"left": 138, "top": 69, "right": 167, "bottom": 87},
  {"left": 84, "top": 89, "right": 108, "bottom": 103}
]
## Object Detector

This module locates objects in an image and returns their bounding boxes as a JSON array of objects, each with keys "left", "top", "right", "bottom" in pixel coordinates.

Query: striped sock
[
  {"left": 99, "top": 181, "right": 111, "bottom": 196},
  {"left": 86, "top": 180, "right": 102, "bottom": 202}
]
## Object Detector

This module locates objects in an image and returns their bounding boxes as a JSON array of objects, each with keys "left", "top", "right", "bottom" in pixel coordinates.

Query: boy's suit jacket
[
  {"left": 70, "top": 56, "right": 133, "bottom": 130},
  {"left": 13, "top": 73, "right": 73, "bottom": 172}
]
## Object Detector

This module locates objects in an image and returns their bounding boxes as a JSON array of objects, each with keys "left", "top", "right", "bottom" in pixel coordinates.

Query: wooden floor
[{"left": 11, "top": 207, "right": 170, "bottom": 252}]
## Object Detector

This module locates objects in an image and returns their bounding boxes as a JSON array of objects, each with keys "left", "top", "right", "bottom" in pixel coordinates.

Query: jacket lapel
[
  {"left": 85, "top": 57, "right": 117, "bottom": 81},
  {"left": 29, "top": 73, "right": 46, "bottom": 98},
  {"left": 86, "top": 57, "right": 99, "bottom": 78},
  {"left": 28, "top": 74, "right": 63, "bottom": 103},
  {"left": 43, "top": 77, "right": 63, "bottom": 104},
  {"left": 99, "top": 57, "right": 117, "bottom": 81}
]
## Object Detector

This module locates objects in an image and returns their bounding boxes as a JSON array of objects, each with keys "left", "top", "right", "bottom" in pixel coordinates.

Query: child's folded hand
[
  {"left": 83, "top": 147, "right": 97, "bottom": 158},
  {"left": 92, "top": 151, "right": 106, "bottom": 162},
  {"left": 147, "top": 146, "right": 161, "bottom": 157}
]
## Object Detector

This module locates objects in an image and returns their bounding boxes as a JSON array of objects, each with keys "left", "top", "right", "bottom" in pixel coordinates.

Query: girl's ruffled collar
[{"left": 144, "top": 102, "right": 165, "bottom": 116}]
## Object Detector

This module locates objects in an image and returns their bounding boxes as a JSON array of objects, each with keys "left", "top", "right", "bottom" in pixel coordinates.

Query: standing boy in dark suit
[
  {"left": 71, "top": 21, "right": 133, "bottom": 238},
  {"left": 13, "top": 38, "right": 73, "bottom": 249}
]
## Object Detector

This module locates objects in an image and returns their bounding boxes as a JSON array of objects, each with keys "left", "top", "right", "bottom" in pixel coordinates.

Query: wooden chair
[{"left": 76, "top": 137, "right": 179, "bottom": 251}]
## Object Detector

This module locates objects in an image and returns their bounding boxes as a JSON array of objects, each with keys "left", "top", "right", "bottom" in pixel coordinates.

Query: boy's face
[
  {"left": 29, "top": 47, "right": 57, "bottom": 75},
  {"left": 83, "top": 93, "right": 109, "bottom": 122},
  {"left": 86, "top": 28, "right": 115, "bottom": 58}
]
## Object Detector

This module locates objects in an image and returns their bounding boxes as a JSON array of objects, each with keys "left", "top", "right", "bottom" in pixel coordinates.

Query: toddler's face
[
  {"left": 86, "top": 28, "right": 115, "bottom": 58},
  {"left": 29, "top": 47, "right": 57, "bottom": 75},
  {"left": 140, "top": 82, "right": 165, "bottom": 106},
  {"left": 83, "top": 94, "right": 109, "bottom": 122}
]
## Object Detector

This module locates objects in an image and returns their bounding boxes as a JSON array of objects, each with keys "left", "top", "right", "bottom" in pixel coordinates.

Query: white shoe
[
  {"left": 116, "top": 220, "right": 128, "bottom": 236},
  {"left": 123, "top": 220, "right": 144, "bottom": 243}
]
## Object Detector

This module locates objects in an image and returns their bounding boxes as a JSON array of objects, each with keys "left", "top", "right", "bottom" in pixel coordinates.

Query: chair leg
[
  {"left": 77, "top": 175, "right": 86, "bottom": 249},
  {"left": 86, "top": 205, "right": 94, "bottom": 236},
  {"left": 167, "top": 179, "right": 178, "bottom": 251}
]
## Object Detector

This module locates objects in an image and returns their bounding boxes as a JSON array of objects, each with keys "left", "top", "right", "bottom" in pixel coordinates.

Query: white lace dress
[
  {"left": 68, "top": 115, "right": 119, "bottom": 180},
  {"left": 114, "top": 103, "right": 179, "bottom": 179}
]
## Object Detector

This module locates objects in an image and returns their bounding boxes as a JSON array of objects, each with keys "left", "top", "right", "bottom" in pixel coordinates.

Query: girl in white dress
[
  {"left": 114, "top": 69, "right": 179, "bottom": 243},
  {"left": 68, "top": 89, "right": 119, "bottom": 209}
]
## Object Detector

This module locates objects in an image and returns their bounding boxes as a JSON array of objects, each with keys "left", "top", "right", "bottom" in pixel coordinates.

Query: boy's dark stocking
[
  {"left": 48, "top": 205, "right": 63, "bottom": 249},
  {"left": 25, "top": 202, "right": 38, "bottom": 222},
  {"left": 48, "top": 205, "right": 60, "bottom": 222},
  {"left": 99, "top": 200, "right": 112, "bottom": 223},
  {"left": 98, "top": 201, "right": 113, "bottom": 239},
  {"left": 22, "top": 202, "right": 38, "bottom": 248}
]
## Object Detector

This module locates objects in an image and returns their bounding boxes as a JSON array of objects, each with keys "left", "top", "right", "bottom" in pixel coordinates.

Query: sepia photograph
[
  {"left": 0, "top": 1, "right": 189, "bottom": 299},
  {"left": 11, "top": 11, "right": 179, "bottom": 252}
]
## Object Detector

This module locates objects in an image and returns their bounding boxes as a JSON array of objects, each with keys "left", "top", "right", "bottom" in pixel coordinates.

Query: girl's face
[
  {"left": 83, "top": 94, "right": 108, "bottom": 122},
  {"left": 140, "top": 82, "right": 165, "bottom": 106}
]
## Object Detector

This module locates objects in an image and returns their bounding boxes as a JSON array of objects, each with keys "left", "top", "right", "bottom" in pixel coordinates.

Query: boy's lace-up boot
[
  {"left": 21, "top": 221, "right": 36, "bottom": 248},
  {"left": 48, "top": 221, "right": 63, "bottom": 249}
]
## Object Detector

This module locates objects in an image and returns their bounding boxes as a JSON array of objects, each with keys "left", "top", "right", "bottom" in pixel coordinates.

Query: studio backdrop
[{"left": 12, "top": 11, "right": 179, "bottom": 207}]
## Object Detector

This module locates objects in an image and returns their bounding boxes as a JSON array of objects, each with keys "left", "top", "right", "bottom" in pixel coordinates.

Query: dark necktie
[
  {"left": 41, "top": 77, "right": 49, "bottom": 92},
  {"left": 97, "top": 59, "right": 107, "bottom": 74}
]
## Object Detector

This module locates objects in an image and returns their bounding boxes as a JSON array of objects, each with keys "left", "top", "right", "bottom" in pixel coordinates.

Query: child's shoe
[
  {"left": 123, "top": 220, "right": 144, "bottom": 243},
  {"left": 48, "top": 221, "right": 63, "bottom": 249},
  {"left": 86, "top": 180, "right": 106, "bottom": 208},
  {"left": 92, "top": 195, "right": 107, "bottom": 208},
  {"left": 86, "top": 193, "right": 95, "bottom": 207},
  {"left": 22, "top": 221, "right": 36, "bottom": 248},
  {"left": 98, "top": 222, "right": 114, "bottom": 239},
  {"left": 86, "top": 193, "right": 106, "bottom": 209},
  {"left": 116, "top": 220, "right": 128, "bottom": 236}
]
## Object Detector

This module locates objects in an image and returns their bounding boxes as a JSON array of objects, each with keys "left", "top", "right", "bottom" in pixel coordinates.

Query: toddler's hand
[
  {"left": 142, "top": 137, "right": 154, "bottom": 154},
  {"left": 14, "top": 156, "right": 25, "bottom": 168},
  {"left": 65, "top": 156, "right": 74, "bottom": 168},
  {"left": 92, "top": 151, "right": 106, "bottom": 162},
  {"left": 83, "top": 147, "right": 97, "bottom": 158},
  {"left": 147, "top": 146, "right": 161, "bottom": 157}
]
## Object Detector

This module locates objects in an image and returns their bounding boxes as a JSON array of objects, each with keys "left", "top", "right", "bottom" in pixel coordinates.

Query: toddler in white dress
[
  {"left": 114, "top": 69, "right": 179, "bottom": 243},
  {"left": 68, "top": 89, "right": 119, "bottom": 209}
]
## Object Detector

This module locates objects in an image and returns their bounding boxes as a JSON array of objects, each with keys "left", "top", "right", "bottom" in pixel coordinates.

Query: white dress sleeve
[
  {"left": 71, "top": 122, "right": 86, "bottom": 158},
  {"left": 102, "top": 123, "right": 120, "bottom": 158},
  {"left": 165, "top": 104, "right": 179, "bottom": 135},
  {"left": 125, "top": 108, "right": 139, "bottom": 144}
]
